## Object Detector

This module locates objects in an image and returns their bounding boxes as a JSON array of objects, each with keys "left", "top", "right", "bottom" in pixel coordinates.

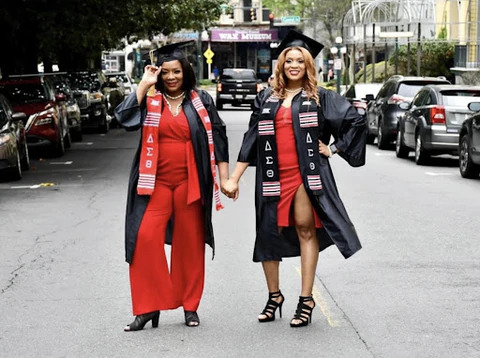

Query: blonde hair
[{"left": 272, "top": 46, "right": 319, "bottom": 104}]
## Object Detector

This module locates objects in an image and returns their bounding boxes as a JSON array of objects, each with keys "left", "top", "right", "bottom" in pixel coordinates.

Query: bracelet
[
  {"left": 327, "top": 146, "right": 333, "bottom": 158},
  {"left": 329, "top": 144, "right": 338, "bottom": 156}
]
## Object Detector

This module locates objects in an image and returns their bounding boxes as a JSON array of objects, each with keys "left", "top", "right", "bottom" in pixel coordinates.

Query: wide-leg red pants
[
  {"left": 129, "top": 108, "right": 205, "bottom": 316},
  {"left": 129, "top": 181, "right": 205, "bottom": 315}
]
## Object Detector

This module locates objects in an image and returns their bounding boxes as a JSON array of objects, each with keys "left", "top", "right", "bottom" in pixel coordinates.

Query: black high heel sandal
[
  {"left": 290, "top": 296, "right": 315, "bottom": 327},
  {"left": 184, "top": 311, "right": 200, "bottom": 327},
  {"left": 258, "top": 290, "right": 284, "bottom": 323},
  {"left": 124, "top": 311, "right": 160, "bottom": 332}
]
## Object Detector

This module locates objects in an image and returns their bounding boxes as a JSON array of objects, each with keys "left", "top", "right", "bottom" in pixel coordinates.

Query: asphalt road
[{"left": 1, "top": 102, "right": 479, "bottom": 357}]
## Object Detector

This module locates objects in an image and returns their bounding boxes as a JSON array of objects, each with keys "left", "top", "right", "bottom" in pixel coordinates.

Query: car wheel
[
  {"left": 99, "top": 116, "right": 109, "bottom": 134},
  {"left": 20, "top": 139, "right": 30, "bottom": 171},
  {"left": 53, "top": 126, "right": 66, "bottom": 157},
  {"left": 395, "top": 126, "right": 409, "bottom": 158},
  {"left": 64, "top": 130, "right": 72, "bottom": 149},
  {"left": 366, "top": 131, "right": 375, "bottom": 144},
  {"left": 377, "top": 120, "right": 389, "bottom": 149},
  {"left": 216, "top": 99, "right": 223, "bottom": 110},
  {"left": 459, "top": 134, "right": 480, "bottom": 178},
  {"left": 8, "top": 148, "right": 22, "bottom": 181},
  {"left": 414, "top": 132, "right": 429, "bottom": 165}
]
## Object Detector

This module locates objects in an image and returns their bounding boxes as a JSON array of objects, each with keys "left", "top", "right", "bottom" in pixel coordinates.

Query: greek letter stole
[
  {"left": 138, "top": 90, "right": 223, "bottom": 211},
  {"left": 259, "top": 91, "right": 323, "bottom": 201}
]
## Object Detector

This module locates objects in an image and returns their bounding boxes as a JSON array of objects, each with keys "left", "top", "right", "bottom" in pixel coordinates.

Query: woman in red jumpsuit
[
  {"left": 115, "top": 42, "right": 229, "bottom": 331},
  {"left": 224, "top": 31, "right": 366, "bottom": 328}
]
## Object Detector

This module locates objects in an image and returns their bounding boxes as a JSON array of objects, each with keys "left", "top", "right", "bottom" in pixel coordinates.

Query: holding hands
[{"left": 221, "top": 178, "right": 239, "bottom": 201}]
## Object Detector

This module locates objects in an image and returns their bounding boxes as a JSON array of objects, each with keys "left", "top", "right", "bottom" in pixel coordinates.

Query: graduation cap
[
  {"left": 274, "top": 30, "right": 324, "bottom": 59},
  {"left": 148, "top": 40, "right": 195, "bottom": 66}
]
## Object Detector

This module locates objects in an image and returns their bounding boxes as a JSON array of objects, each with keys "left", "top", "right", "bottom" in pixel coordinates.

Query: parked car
[
  {"left": 395, "top": 85, "right": 480, "bottom": 164},
  {"left": 50, "top": 73, "right": 83, "bottom": 141},
  {"left": 68, "top": 71, "right": 109, "bottom": 133},
  {"left": 366, "top": 75, "right": 451, "bottom": 149},
  {"left": 215, "top": 68, "right": 263, "bottom": 110},
  {"left": 0, "top": 94, "right": 29, "bottom": 180},
  {"left": 105, "top": 72, "right": 136, "bottom": 96},
  {"left": 459, "top": 101, "right": 480, "bottom": 178},
  {"left": 343, "top": 83, "right": 383, "bottom": 119},
  {"left": 0, "top": 75, "right": 70, "bottom": 157}
]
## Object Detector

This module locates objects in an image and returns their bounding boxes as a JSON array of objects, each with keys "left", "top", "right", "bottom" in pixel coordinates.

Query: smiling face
[
  {"left": 160, "top": 60, "right": 184, "bottom": 96},
  {"left": 283, "top": 49, "right": 306, "bottom": 86}
]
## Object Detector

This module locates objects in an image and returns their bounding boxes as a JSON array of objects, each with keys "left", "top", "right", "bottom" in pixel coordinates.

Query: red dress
[{"left": 275, "top": 105, "right": 322, "bottom": 228}]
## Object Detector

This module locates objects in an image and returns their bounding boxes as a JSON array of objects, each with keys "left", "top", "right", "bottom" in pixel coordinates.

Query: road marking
[
  {"left": 10, "top": 182, "right": 56, "bottom": 189},
  {"left": 50, "top": 161, "right": 73, "bottom": 165},
  {"left": 374, "top": 152, "right": 394, "bottom": 156},
  {"left": 425, "top": 172, "right": 454, "bottom": 176},
  {"left": 74, "top": 142, "right": 94, "bottom": 145},
  {"left": 295, "top": 266, "right": 341, "bottom": 327}
]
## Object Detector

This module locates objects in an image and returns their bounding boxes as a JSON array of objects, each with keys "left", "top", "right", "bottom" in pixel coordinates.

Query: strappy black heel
[
  {"left": 290, "top": 296, "right": 315, "bottom": 327},
  {"left": 184, "top": 311, "right": 200, "bottom": 327},
  {"left": 124, "top": 311, "right": 160, "bottom": 332},
  {"left": 258, "top": 290, "right": 284, "bottom": 322}
]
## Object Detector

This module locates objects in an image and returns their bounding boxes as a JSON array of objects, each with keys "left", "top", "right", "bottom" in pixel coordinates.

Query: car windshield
[
  {"left": 398, "top": 81, "right": 448, "bottom": 98},
  {"left": 0, "top": 84, "right": 49, "bottom": 105},
  {"left": 68, "top": 73, "right": 101, "bottom": 91},
  {"left": 441, "top": 90, "right": 480, "bottom": 107},
  {"left": 221, "top": 69, "right": 256, "bottom": 80}
]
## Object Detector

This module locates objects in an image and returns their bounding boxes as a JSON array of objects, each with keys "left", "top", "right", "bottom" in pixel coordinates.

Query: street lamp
[{"left": 330, "top": 36, "right": 347, "bottom": 94}]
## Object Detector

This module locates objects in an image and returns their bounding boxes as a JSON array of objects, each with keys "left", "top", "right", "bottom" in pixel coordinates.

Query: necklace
[
  {"left": 164, "top": 91, "right": 185, "bottom": 100},
  {"left": 285, "top": 87, "right": 303, "bottom": 93},
  {"left": 164, "top": 97, "right": 183, "bottom": 116}
]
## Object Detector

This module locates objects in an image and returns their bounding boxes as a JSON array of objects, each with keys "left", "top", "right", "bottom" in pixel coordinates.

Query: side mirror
[
  {"left": 12, "top": 112, "right": 27, "bottom": 122},
  {"left": 468, "top": 102, "right": 480, "bottom": 112},
  {"left": 398, "top": 101, "right": 410, "bottom": 110},
  {"left": 365, "top": 94, "right": 374, "bottom": 102},
  {"left": 55, "top": 93, "right": 66, "bottom": 102}
]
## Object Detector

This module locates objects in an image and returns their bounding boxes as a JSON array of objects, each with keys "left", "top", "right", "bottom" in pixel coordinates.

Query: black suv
[
  {"left": 215, "top": 68, "right": 262, "bottom": 110},
  {"left": 366, "top": 75, "right": 450, "bottom": 149}
]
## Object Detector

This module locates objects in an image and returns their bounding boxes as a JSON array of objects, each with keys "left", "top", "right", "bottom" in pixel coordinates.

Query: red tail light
[
  {"left": 387, "top": 94, "right": 406, "bottom": 104},
  {"left": 430, "top": 105, "right": 446, "bottom": 124},
  {"left": 217, "top": 83, "right": 222, "bottom": 92}
]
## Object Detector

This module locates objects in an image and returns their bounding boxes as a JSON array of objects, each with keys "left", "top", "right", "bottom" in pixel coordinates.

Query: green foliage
[
  {"left": 0, "top": 0, "right": 225, "bottom": 74},
  {"left": 356, "top": 61, "right": 395, "bottom": 83},
  {"left": 391, "top": 41, "right": 455, "bottom": 82}
]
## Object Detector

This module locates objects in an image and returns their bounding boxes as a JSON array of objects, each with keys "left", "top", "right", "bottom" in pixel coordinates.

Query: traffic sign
[
  {"left": 206, "top": 58, "right": 213, "bottom": 64},
  {"left": 203, "top": 48, "right": 214, "bottom": 59},
  {"left": 281, "top": 16, "right": 300, "bottom": 23}
]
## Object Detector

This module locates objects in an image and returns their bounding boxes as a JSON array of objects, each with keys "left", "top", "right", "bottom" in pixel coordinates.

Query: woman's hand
[
  {"left": 222, "top": 178, "right": 240, "bottom": 201},
  {"left": 140, "top": 65, "right": 161, "bottom": 87},
  {"left": 318, "top": 140, "right": 332, "bottom": 157}
]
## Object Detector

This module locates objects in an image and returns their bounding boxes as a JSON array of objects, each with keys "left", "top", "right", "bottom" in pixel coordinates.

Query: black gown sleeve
[
  {"left": 320, "top": 88, "right": 367, "bottom": 167},
  {"left": 237, "top": 89, "right": 270, "bottom": 165},
  {"left": 198, "top": 90, "right": 229, "bottom": 163},
  {"left": 113, "top": 92, "right": 147, "bottom": 131}
]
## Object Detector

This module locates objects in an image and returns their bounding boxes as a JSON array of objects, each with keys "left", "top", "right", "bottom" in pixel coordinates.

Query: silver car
[{"left": 396, "top": 84, "right": 480, "bottom": 164}]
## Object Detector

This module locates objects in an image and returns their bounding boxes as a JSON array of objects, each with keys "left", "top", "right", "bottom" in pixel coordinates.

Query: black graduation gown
[
  {"left": 114, "top": 90, "right": 229, "bottom": 264},
  {"left": 237, "top": 87, "right": 366, "bottom": 262}
]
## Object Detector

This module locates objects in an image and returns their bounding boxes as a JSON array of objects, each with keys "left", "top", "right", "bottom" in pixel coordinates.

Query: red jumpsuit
[
  {"left": 275, "top": 105, "right": 323, "bottom": 228},
  {"left": 129, "top": 104, "right": 205, "bottom": 315}
]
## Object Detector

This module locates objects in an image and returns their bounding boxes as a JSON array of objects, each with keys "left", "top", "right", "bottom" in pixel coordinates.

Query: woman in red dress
[
  {"left": 115, "top": 42, "right": 229, "bottom": 331},
  {"left": 224, "top": 31, "right": 366, "bottom": 328}
]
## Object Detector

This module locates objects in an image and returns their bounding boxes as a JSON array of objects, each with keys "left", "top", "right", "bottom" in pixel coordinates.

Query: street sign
[
  {"left": 203, "top": 48, "right": 214, "bottom": 59},
  {"left": 281, "top": 16, "right": 300, "bottom": 23},
  {"left": 334, "top": 58, "right": 342, "bottom": 70},
  {"left": 206, "top": 58, "right": 213, "bottom": 64}
]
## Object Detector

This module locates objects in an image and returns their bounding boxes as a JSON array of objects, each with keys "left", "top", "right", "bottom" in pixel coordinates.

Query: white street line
[
  {"left": 74, "top": 142, "right": 94, "bottom": 145},
  {"left": 50, "top": 161, "right": 73, "bottom": 165},
  {"left": 425, "top": 172, "right": 454, "bottom": 176}
]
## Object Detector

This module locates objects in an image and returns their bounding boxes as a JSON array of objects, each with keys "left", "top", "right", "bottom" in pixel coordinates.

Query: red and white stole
[{"left": 137, "top": 89, "right": 223, "bottom": 211}]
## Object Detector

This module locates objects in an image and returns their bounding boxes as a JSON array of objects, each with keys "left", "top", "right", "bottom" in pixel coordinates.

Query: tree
[
  {"left": 392, "top": 41, "right": 455, "bottom": 82},
  {"left": 0, "top": 0, "right": 224, "bottom": 76}
]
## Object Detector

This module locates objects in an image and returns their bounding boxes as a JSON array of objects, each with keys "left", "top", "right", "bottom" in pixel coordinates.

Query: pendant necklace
[
  {"left": 164, "top": 91, "right": 185, "bottom": 100},
  {"left": 164, "top": 92, "right": 185, "bottom": 116}
]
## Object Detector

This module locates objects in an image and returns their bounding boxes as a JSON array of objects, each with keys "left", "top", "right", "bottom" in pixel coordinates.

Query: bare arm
[{"left": 136, "top": 65, "right": 161, "bottom": 105}]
